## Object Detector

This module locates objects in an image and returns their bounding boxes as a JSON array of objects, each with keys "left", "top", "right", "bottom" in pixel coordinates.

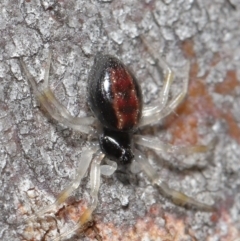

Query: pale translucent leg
[
  {"left": 134, "top": 149, "right": 215, "bottom": 211},
  {"left": 51, "top": 151, "right": 105, "bottom": 241},
  {"left": 135, "top": 135, "right": 211, "bottom": 155},
  {"left": 24, "top": 145, "right": 98, "bottom": 223},
  {"left": 140, "top": 61, "right": 190, "bottom": 127},
  {"left": 140, "top": 36, "right": 174, "bottom": 126},
  {"left": 19, "top": 53, "right": 95, "bottom": 134},
  {"left": 142, "top": 58, "right": 174, "bottom": 117},
  {"left": 100, "top": 158, "right": 118, "bottom": 176}
]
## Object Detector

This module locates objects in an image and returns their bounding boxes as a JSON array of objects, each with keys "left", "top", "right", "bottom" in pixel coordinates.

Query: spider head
[{"left": 99, "top": 128, "right": 134, "bottom": 165}]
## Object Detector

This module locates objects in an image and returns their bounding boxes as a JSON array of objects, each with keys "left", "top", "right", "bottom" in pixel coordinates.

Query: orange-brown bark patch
[
  {"left": 165, "top": 39, "right": 240, "bottom": 144},
  {"left": 215, "top": 70, "right": 239, "bottom": 95}
]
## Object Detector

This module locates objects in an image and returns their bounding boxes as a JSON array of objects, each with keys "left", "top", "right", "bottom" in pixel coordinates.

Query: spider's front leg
[
  {"left": 134, "top": 150, "right": 215, "bottom": 211},
  {"left": 135, "top": 135, "right": 215, "bottom": 157},
  {"left": 19, "top": 52, "right": 95, "bottom": 134},
  {"left": 51, "top": 151, "right": 105, "bottom": 241},
  {"left": 23, "top": 145, "right": 98, "bottom": 223}
]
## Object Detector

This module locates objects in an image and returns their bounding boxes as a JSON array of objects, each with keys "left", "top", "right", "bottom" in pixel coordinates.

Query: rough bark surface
[{"left": 0, "top": 0, "right": 240, "bottom": 240}]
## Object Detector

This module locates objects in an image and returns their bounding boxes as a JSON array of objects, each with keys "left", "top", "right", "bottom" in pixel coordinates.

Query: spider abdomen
[{"left": 88, "top": 54, "right": 142, "bottom": 131}]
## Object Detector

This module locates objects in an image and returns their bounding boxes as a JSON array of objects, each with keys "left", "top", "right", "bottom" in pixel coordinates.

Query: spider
[{"left": 19, "top": 47, "right": 215, "bottom": 241}]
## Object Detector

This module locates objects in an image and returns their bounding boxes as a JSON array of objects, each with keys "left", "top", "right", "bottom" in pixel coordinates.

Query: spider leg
[
  {"left": 19, "top": 53, "right": 95, "bottom": 134},
  {"left": 140, "top": 57, "right": 190, "bottom": 127},
  {"left": 23, "top": 145, "right": 98, "bottom": 223},
  {"left": 140, "top": 54, "right": 174, "bottom": 127},
  {"left": 100, "top": 158, "right": 118, "bottom": 176},
  {"left": 134, "top": 149, "right": 215, "bottom": 211},
  {"left": 135, "top": 135, "right": 212, "bottom": 155},
  {"left": 158, "top": 61, "right": 190, "bottom": 119},
  {"left": 51, "top": 151, "right": 105, "bottom": 241}
]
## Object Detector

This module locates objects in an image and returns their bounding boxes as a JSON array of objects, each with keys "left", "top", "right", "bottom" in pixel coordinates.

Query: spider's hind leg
[
  {"left": 139, "top": 36, "right": 190, "bottom": 127},
  {"left": 19, "top": 52, "right": 95, "bottom": 134}
]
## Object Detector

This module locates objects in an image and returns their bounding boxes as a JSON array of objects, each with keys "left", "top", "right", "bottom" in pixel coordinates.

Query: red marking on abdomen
[{"left": 110, "top": 66, "right": 140, "bottom": 130}]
